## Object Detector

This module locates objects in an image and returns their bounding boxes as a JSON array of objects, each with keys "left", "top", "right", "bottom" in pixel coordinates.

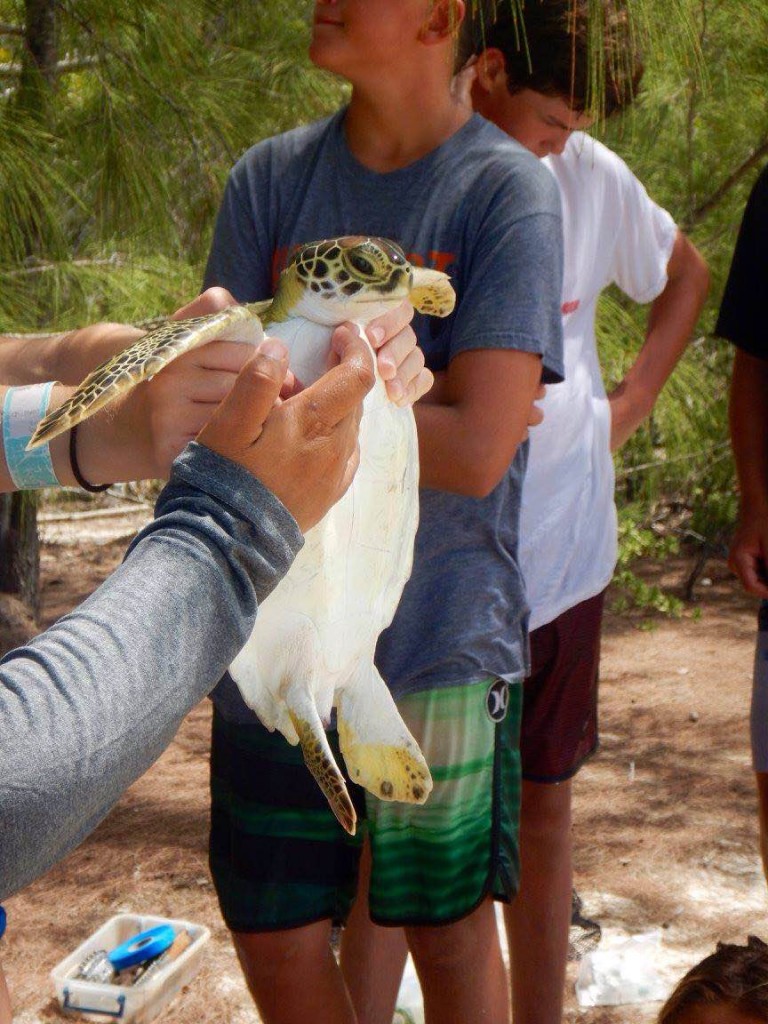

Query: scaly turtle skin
[{"left": 29, "top": 237, "right": 455, "bottom": 835}]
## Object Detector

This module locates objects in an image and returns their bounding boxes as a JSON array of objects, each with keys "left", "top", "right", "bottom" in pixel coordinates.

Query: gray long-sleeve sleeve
[{"left": 0, "top": 442, "right": 302, "bottom": 900}]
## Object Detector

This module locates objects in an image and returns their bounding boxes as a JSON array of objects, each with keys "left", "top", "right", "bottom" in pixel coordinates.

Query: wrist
[
  {"left": 75, "top": 386, "right": 156, "bottom": 485},
  {"left": 0, "top": 383, "right": 75, "bottom": 489},
  {"left": 610, "top": 379, "right": 655, "bottom": 421}
]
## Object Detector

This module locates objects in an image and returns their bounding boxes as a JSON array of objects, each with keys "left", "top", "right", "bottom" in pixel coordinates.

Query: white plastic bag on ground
[
  {"left": 575, "top": 929, "right": 671, "bottom": 1007},
  {"left": 394, "top": 954, "right": 425, "bottom": 1023}
]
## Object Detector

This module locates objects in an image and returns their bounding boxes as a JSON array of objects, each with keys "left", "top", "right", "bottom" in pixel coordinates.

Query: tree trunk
[
  {"left": 20, "top": 0, "right": 58, "bottom": 100},
  {"left": 0, "top": 492, "right": 40, "bottom": 617},
  {"left": 14, "top": 0, "right": 57, "bottom": 131},
  {"left": 0, "top": 0, "right": 58, "bottom": 618}
]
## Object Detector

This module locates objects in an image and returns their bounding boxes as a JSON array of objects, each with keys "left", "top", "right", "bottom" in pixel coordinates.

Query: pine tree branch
[
  {"left": 616, "top": 441, "right": 731, "bottom": 479},
  {"left": 0, "top": 53, "right": 99, "bottom": 78},
  {"left": 0, "top": 23, "right": 24, "bottom": 36},
  {"left": 0, "top": 256, "right": 124, "bottom": 277},
  {"left": 684, "top": 135, "right": 768, "bottom": 229},
  {"left": 60, "top": 3, "right": 207, "bottom": 167}
]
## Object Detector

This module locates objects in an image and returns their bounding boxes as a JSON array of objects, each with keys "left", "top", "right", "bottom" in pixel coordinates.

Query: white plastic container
[{"left": 50, "top": 913, "right": 210, "bottom": 1023}]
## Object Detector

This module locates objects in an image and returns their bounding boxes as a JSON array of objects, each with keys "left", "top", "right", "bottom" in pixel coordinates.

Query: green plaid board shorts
[{"left": 209, "top": 677, "right": 522, "bottom": 931}]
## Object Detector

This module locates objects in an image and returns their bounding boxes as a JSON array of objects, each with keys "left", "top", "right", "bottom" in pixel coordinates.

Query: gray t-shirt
[{"left": 205, "top": 108, "right": 563, "bottom": 710}]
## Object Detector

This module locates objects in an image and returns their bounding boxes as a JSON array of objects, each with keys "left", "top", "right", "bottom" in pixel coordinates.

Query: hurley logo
[{"left": 486, "top": 679, "right": 510, "bottom": 723}]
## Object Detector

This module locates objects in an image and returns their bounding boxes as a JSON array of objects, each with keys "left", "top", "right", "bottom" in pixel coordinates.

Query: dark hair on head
[
  {"left": 658, "top": 936, "right": 768, "bottom": 1024},
  {"left": 460, "top": 0, "right": 644, "bottom": 119}
]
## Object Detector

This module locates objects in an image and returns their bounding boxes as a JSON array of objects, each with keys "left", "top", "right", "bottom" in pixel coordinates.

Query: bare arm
[
  {"left": 608, "top": 230, "right": 710, "bottom": 451},
  {"left": 414, "top": 348, "right": 543, "bottom": 497},
  {"left": 0, "top": 324, "right": 145, "bottom": 387},
  {"left": 422, "top": 367, "right": 546, "bottom": 434},
  {"left": 729, "top": 349, "right": 768, "bottom": 598},
  {"left": 0, "top": 290, "right": 255, "bottom": 492}
]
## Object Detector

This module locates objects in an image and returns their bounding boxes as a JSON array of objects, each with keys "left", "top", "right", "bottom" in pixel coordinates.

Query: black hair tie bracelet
[{"left": 69, "top": 423, "right": 112, "bottom": 493}]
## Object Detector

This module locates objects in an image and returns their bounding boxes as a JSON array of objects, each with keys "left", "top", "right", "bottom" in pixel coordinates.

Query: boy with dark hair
[
  {"left": 463, "top": 0, "right": 644, "bottom": 119},
  {"left": 342, "top": 3, "right": 709, "bottom": 1023},
  {"left": 466, "top": 8, "right": 709, "bottom": 1019},
  {"left": 202, "top": 2, "right": 563, "bottom": 1023}
]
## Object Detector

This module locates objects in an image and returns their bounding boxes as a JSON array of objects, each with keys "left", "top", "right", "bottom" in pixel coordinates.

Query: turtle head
[{"left": 277, "top": 236, "right": 455, "bottom": 326}]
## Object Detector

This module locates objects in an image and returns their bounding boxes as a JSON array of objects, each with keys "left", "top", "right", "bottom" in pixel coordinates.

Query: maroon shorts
[{"left": 520, "top": 591, "right": 606, "bottom": 783}]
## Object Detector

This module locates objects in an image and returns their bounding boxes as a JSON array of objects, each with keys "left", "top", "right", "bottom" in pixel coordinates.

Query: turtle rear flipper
[
  {"left": 336, "top": 665, "right": 432, "bottom": 805},
  {"left": 27, "top": 305, "right": 264, "bottom": 449},
  {"left": 230, "top": 615, "right": 357, "bottom": 835},
  {"left": 286, "top": 689, "right": 358, "bottom": 836}
]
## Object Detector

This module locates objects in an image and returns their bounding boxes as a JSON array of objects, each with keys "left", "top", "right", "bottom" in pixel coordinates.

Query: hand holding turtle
[
  {"left": 70, "top": 293, "right": 429, "bottom": 487},
  {"left": 72, "top": 288, "right": 261, "bottom": 486},
  {"left": 0, "top": 291, "right": 258, "bottom": 492},
  {"left": 365, "top": 300, "right": 433, "bottom": 406},
  {"left": 197, "top": 325, "right": 374, "bottom": 533}
]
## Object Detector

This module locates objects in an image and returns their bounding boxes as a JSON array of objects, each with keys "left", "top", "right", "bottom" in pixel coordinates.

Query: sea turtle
[{"left": 29, "top": 236, "right": 456, "bottom": 835}]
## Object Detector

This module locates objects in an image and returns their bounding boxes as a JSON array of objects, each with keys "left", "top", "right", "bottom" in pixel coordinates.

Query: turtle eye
[{"left": 348, "top": 252, "right": 377, "bottom": 277}]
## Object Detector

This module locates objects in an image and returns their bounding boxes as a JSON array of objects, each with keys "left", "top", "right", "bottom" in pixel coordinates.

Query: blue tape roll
[
  {"left": 0, "top": 906, "right": 6, "bottom": 941},
  {"left": 107, "top": 924, "right": 175, "bottom": 971}
]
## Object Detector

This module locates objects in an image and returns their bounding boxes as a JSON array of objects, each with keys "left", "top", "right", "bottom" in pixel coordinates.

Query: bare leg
[
  {"left": 341, "top": 839, "right": 409, "bottom": 1024},
  {"left": 0, "top": 963, "right": 11, "bottom": 1024},
  {"left": 757, "top": 772, "right": 768, "bottom": 884},
  {"left": 408, "top": 897, "right": 509, "bottom": 1024},
  {"left": 233, "top": 920, "right": 357, "bottom": 1024},
  {"left": 505, "top": 779, "right": 572, "bottom": 1024}
]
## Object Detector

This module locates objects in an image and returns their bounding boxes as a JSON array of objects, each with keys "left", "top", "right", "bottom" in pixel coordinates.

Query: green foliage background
[
  {"left": 596, "top": 0, "right": 768, "bottom": 594},
  {"left": 0, "top": 0, "right": 345, "bottom": 327},
  {"left": 0, "top": 0, "right": 762, "bottom": 592}
]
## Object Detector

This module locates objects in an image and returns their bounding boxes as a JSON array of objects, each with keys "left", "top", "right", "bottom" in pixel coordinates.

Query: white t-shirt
[{"left": 520, "top": 132, "right": 677, "bottom": 631}]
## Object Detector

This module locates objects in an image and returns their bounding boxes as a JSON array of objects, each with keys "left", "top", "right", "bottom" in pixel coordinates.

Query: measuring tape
[{"left": 107, "top": 924, "right": 175, "bottom": 972}]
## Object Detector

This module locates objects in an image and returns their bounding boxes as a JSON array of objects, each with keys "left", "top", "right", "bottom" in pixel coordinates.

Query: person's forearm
[
  {"left": 609, "top": 236, "right": 709, "bottom": 450},
  {"left": 0, "top": 332, "right": 71, "bottom": 386},
  {"left": 0, "top": 325, "right": 144, "bottom": 387},
  {"left": 414, "top": 350, "right": 543, "bottom": 496},
  {"left": 414, "top": 401, "right": 508, "bottom": 496},
  {"left": 0, "top": 442, "right": 302, "bottom": 900},
  {"left": 418, "top": 369, "right": 448, "bottom": 405},
  {"left": 730, "top": 350, "right": 768, "bottom": 515}
]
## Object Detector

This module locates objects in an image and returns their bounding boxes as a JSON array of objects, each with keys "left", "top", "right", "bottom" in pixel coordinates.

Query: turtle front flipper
[
  {"left": 27, "top": 304, "right": 264, "bottom": 449},
  {"left": 287, "top": 694, "right": 358, "bottom": 836},
  {"left": 408, "top": 268, "right": 456, "bottom": 319},
  {"left": 336, "top": 664, "right": 433, "bottom": 806}
]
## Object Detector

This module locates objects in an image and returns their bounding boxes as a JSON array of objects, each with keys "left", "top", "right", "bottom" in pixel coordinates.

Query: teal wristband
[{"left": 2, "top": 382, "right": 60, "bottom": 489}]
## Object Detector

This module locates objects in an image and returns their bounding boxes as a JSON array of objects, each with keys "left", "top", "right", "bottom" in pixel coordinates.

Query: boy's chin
[{"left": 308, "top": 45, "right": 337, "bottom": 73}]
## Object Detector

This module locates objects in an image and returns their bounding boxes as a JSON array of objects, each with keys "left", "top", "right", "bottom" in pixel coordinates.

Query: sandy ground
[{"left": 2, "top": 509, "right": 766, "bottom": 1023}]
